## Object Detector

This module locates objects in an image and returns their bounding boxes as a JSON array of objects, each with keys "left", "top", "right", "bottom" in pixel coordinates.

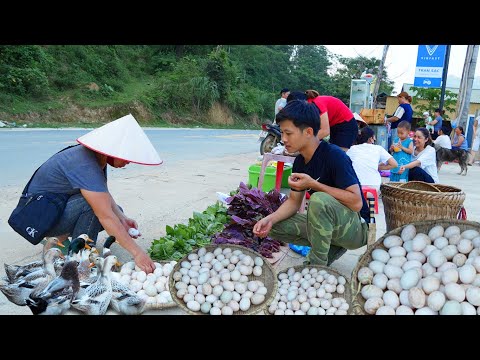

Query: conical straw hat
[{"left": 77, "top": 114, "right": 162, "bottom": 165}]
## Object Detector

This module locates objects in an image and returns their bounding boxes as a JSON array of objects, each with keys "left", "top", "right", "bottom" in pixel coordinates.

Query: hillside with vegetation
[{"left": 0, "top": 45, "right": 395, "bottom": 128}]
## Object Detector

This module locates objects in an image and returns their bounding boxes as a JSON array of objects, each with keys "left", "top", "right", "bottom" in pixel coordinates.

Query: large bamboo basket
[
  {"left": 350, "top": 219, "right": 480, "bottom": 315},
  {"left": 381, "top": 181, "right": 466, "bottom": 232},
  {"left": 169, "top": 244, "right": 277, "bottom": 315},
  {"left": 269, "top": 264, "right": 353, "bottom": 315}
]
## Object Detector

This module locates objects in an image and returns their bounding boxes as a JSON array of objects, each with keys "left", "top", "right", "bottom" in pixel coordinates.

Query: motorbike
[{"left": 258, "top": 122, "right": 282, "bottom": 155}]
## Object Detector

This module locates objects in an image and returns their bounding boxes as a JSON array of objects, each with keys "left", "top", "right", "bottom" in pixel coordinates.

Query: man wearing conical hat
[{"left": 14, "top": 114, "right": 161, "bottom": 274}]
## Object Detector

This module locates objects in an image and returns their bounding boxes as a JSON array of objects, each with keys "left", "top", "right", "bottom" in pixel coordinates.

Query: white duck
[{"left": 71, "top": 255, "right": 119, "bottom": 315}]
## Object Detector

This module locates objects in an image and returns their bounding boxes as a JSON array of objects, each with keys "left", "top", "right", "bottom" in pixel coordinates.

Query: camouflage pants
[{"left": 270, "top": 192, "right": 368, "bottom": 265}]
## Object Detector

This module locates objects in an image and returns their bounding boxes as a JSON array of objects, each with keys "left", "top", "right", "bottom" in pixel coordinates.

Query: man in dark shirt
[{"left": 253, "top": 100, "right": 369, "bottom": 266}]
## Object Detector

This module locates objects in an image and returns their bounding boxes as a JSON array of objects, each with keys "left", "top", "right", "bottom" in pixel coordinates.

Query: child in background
[
  {"left": 424, "top": 111, "right": 434, "bottom": 134},
  {"left": 390, "top": 121, "right": 414, "bottom": 182}
]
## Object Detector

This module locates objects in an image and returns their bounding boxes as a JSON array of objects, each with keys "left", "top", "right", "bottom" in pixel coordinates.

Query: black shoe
[
  {"left": 468, "top": 163, "right": 472, "bottom": 166},
  {"left": 327, "top": 245, "right": 347, "bottom": 266}
]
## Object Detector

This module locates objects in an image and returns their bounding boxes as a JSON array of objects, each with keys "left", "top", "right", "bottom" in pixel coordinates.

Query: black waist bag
[
  {"left": 8, "top": 145, "right": 78, "bottom": 245},
  {"left": 8, "top": 192, "right": 70, "bottom": 245}
]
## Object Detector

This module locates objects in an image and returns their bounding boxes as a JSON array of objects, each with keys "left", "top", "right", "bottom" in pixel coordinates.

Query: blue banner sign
[{"left": 414, "top": 45, "right": 447, "bottom": 88}]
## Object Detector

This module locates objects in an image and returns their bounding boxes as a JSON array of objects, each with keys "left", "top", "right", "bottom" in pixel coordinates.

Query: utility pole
[
  {"left": 439, "top": 45, "right": 451, "bottom": 112},
  {"left": 455, "top": 45, "right": 479, "bottom": 128},
  {"left": 372, "top": 45, "right": 389, "bottom": 109}
]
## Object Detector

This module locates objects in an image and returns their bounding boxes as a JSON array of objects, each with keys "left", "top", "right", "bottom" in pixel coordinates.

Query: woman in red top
[{"left": 305, "top": 90, "right": 358, "bottom": 151}]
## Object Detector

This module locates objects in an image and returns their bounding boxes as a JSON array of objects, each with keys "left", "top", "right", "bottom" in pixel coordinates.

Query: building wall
[{"left": 386, "top": 96, "right": 480, "bottom": 118}]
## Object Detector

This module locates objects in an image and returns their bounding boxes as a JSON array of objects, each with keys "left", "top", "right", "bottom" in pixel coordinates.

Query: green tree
[
  {"left": 410, "top": 86, "right": 457, "bottom": 122},
  {"left": 328, "top": 55, "right": 394, "bottom": 104},
  {"left": 290, "top": 45, "right": 331, "bottom": 92},
  {"left": 0, "top": 45, "right": 52, "bottom": 96}
]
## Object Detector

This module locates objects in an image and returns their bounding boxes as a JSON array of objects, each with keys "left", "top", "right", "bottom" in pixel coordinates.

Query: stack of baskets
[{"left": 380, "top": 181, "right": 466, "bottom": 232}]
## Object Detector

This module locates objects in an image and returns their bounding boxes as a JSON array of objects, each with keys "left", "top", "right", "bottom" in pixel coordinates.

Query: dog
[{"left": 433, "top": 143, "right": 468, "bottom": 176}]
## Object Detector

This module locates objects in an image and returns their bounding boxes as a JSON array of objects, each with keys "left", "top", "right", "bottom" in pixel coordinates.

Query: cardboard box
[{"left": 360, "top": 109, "right": 386, "bottom": 125}]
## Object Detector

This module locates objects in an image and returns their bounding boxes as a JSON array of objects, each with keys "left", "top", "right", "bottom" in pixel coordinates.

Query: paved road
[{"left": 0, "top": 128, "right": 261, "bottom": 186}]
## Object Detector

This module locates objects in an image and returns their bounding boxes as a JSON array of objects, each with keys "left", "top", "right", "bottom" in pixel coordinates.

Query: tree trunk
[
  {"left": 455, "top": 45, "right": 479, "bottom": 129},
  {"left": 373, "top": 45, "right": 389, "bottom": 109}
]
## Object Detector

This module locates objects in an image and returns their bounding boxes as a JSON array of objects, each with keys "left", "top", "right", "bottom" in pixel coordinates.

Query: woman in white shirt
[
  {"left": 468, "top": 116, "right": 480, "bottom": 166},
  {"left": 434, "top": 126, "right": 452, "bottom": 149},
  {"left": 347, "top": 127, "right": 398, "bottom": 192},
  {"left": 398, "top": 128, "right": 439, "bottom": 183}
]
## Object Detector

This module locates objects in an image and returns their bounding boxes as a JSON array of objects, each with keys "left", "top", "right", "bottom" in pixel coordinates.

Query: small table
[{"left": 258, "top": 153, "right": 296, "bottom": 191}]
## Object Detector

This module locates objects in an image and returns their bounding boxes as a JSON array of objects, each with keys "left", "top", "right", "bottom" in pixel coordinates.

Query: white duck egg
[
  {"left": 422, "top": 245, "right": 437, "bottom": 257},
  {"left": 396, "top": 305, "right": 414, "bottom": 315},
  {"left": 383, "top": 235, "right": 403, "bottom": 248},
  {"left": 457, "top": 239, "right": 473, "bottom": 254},
  {"left": 415, "top": 307, "right": 437, "bottom": 315},
  {"left": 449, "top": 234, "right": 463, "bottom": 247},
  {"left": 441, "top": 245, "right": 458, "bottom": 261},
  {"left": 444, "top": 283, "right": 465, "bottom": 302},
  {"left": 228, "top": 300, "right": 240, "bottom": 312},
  {"left": 388, "top": 246, "right": 406, "bottom": 258},
  {"left": 426, "top": 290, "right": 445, "bottom": 311},
  {"left": 186, "top": 300, "right": 201, "bottom": 312},
  {"left": 372, "top": 273, "right": 388, "bottom": 290},
  {"left": 441, "top": 268, "right": 459, "bottom": 285},
  {"left": 376, "top": 306, "right": 395, "bottom": 315},
  {"left": 458, "top": 264, "right": 476, "bottom": 284},
  {"left": 387, "top": 256, "right": 407, "bottom": 268},
  {"left": 420, "top": 263, "right": 434, "bottom": 278},
  {"left": 357, "top": 267, "right": 374, "bottom": 285},
  {"left": 136, "top": 271, "right": 147, "bottom": 283},
  {"left": 361, "top": 285, "right": 383, "bottom": 300},
  {"left": 239, "top": 297, "right": 251, "bottom": 311},
  {"left": 412, "top": 235, "right": 429, "bottom": 252},
  {"left": 461, "top": 229, "right": 480, "bottom": 240},
  {"left": 383, "top": 265, "right": 404, "bottom": 280},
  {"left": 253, "top": 266, "right": 262, "bottom": 277},
  {"left": 408, "top": 287, "right": 426, "bottom": 309},
  {"left": 473, "top": 257, "right": 480, "bottom": 272},
  {"left": 368, "top": 261, "right": 385, "bottom": 275},
  {"left": 401, "top": 224, "right": 417, "bottom": 242},
  {"left": 428, "top": 250, "right": 447, "bottom": 268},
  {"left": 386, "top": 278, "right": 403, "bottom": 294},
  {"left": 130, "top": 280, "right": 143, "bottom": 293},
  {"left": 461, "top": 301, "right": 477, "bottom": 315},
  {"left": 406, "top": 251, "right": 426, "bottom": 264},
  {"left": 155, "top": 282, "right": 165, "bottom": 293},
  {"left": 472, "top": 236, "right": 480, "bottom": 249},
  {"left": 444, "top": 225, "right": 461, "bottom": 239},
  {"left": 440, "top": 300, "right": 462, "bottom": 315},
  {"left": 144, "top": 285, "right": 157, "bottom": 297},
  {"left": 383, "top": 290, "right": 400, "bottom": 309},
  {"left": 465, "top": 286, "right": 480, "bottom": 306},
  {"left": 403, "top": 241, "right": 414, "bottom": 253},
  {"left": 400, "top": 269, "right": 421, "bottom": 290},
  {"left": 372, "top": 249, "right": 390, "bottom": 264},
  {"left": 433, "top": 237, "right": 448, "bottom": 250},
  {"left": 364, "top": 297, "right": 384, "bottom": 314},
  {"left": 402, "top": 260, "right": 422, "bottom": 272},
  {"left": 428, "top": 225, "right": 444, "bottom": 239}
]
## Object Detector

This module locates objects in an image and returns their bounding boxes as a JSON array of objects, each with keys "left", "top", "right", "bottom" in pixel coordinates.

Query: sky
[{"left": 324, "top": 45, "right": 480, "bottom": 94}]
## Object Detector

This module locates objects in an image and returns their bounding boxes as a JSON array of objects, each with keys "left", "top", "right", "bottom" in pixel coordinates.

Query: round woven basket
[
  {"left": 169, "top": 244, "right": 278, "bottom": 315},
  {"left": 398, "top": 181, "right": 440, "bottom": 192},
  {"left": 270, "top": 264, "right": 353, "bottom": 315},
  {"left": 143, "top": 261, "right": 178, "bottom": 310},
  {"left": 350, "top": 219, "right": 480, "bottom": 315},
  {"left": 381, "top": 182, "right": 466, "bottom": 232}
]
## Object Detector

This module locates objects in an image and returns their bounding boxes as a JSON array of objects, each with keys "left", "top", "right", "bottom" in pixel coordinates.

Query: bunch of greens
[
  {"left": 149, "top": 202, "right": 230, "bottom": 261},
  {"left": 212, "top": 182, "right": 285, "bottom": 258}
]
